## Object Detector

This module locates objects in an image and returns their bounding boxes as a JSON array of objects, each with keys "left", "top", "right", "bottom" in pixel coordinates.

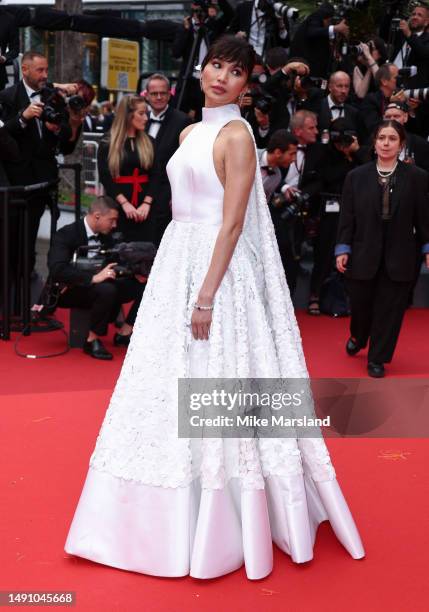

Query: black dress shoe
[
  {"left": 346, "top": 337, "right": 361, "bottom": 356},
  {"left": 367, "top": 362, "right": 385, "bottom": 378},
  {"left": 113, "top": 332, "right": 131, "bottom": 347},
  {"left": 83, "top": 339, "right": 113, "bottom": 360}
]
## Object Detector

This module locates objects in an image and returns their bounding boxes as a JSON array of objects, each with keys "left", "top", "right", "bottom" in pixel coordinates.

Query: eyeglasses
[{"left": 147, "top": 91, "right": 169, "bottom": 98}]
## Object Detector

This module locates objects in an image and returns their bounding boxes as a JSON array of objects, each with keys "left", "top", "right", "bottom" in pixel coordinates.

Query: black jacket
[
  {"left": 359, "top": 90, "right": 390, "bottom": 142},
  {"left": 0, "top": 9, "right": 19, "bottom": 90},
  {"left": 229, "top": 1, "right": 289, "bottom": 52},
  {"left": 48, "top": 219, "right": 113, "bottom": 288},
  {"left": 0, "top": 125, "right": 19, "bottom": 186},
  {"left": 404, "top": 132, "right": 429, "bottom": 173},
  {"left": 337, "top": 161, "right": 429, "bottom": 282},
  {"left": 316, "top": 97, "right": 360, "bottom": 135},
  {"left": 392, "top": 30, "right": 429, "bottom": 88},
  {"left": 290, "top": 11, "right": 334, "bottom": 78},
  {"left": 145, "top": 105, "right": 192, "bottom": 212},
  {"left": 0, "top": 81, "right": 79, "bottom": 185}
]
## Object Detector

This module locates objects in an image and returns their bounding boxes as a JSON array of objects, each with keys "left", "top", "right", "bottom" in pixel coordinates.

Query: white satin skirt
[{"left": 65, "top": 467, "right": 364, "bottom": 580}]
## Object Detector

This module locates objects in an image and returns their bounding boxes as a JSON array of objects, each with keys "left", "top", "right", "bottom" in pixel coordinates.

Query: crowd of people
[{"left": 0, "top": 1, "right": 428, "bottom": 376}]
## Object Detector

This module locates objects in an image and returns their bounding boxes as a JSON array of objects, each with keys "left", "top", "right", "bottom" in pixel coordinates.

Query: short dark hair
[
  {"left": 375, "top": 63, "right": 394, "bottom": 87},
  {"left": 267, "top": 130, "right": 298, "bottom": 153},
  {"left": 265, "top": 47, "right": 289, "bottom": 70},
  {"left": 201, "top": 35, "right": 256, "bottom": 82},
  {"left": 22, "top": 51, "right": 46, "bottom": 64},
  {"left": 75, "top": 79, "right": 96, "bottom": 106},
  {"left": 374, "top": 119, "right": 407, "bottom": 146},
  {"left": 89, "top": 196, "right": 119, "bottom": 214}
]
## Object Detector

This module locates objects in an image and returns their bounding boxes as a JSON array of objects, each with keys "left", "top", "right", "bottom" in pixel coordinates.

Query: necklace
[{"left": 376, "top": 161, "right": 398, "bottom": 179}]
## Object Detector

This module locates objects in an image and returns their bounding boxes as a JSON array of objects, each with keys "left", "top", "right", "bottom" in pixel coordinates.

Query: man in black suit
[
  {"left": 229, "top": 0, "right": 289, "bottom": 57},
  {"left": 392, "top": 3, "right": 429, "bottom": 88},
  {"left": 172, "top": 0, "right": 233, "bottom": 118},
  {"left": 289, "top": 3, "right": 349, "bottom": 79},
  {"left": 144, "top": 73, "right": 192, "bottom": 245},
  {"left": 359, "top": 63, "right": 399, "bottom": 142},
  {"left": 0, "top": 6, "right": 19, "bottom": 91},
  {"left": 384, "top": 102, "right": 429, "bottom": 172},
  {"left": 316, "top": 71, "right": 360, "bottom": 135},
  {"left": 0, "top": 51, "right": 82, "bottom": 273},
  {"left": 48, "top": 196, "right": 146, "bottom": 360},
  {"left": 277, "top": 110, "right": 327, "bottom": 294}
]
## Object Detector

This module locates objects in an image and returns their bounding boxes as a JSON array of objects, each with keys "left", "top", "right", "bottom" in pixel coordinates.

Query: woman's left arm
[{"left": 191, "top": 123, "right": 256, "bottom": 340}]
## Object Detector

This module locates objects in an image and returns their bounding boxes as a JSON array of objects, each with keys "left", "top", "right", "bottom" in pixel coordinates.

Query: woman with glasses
[{"left": 97, "top": 95, "right": 158, "bottom": 243}]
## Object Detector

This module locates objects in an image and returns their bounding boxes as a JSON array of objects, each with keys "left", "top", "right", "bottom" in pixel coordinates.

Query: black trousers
[
  {"left": 310, "top": 213, "right": 339, "bottom": 296},
  {"left": 58, "top": 278, "right": 145, "bottom": 337},
  {"left": 347, "top": 264, "right": 412, "bottom": 364}
]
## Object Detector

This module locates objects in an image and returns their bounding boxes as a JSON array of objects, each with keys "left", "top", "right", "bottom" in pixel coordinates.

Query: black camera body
[
  {"left": 73, "top": 241, "right": 157, "bottom": 279},
  {"left": 330, "top": 128, "right": 357, "bottom": 147},
  {"left": 248, "top": 90, "right": 275, "bottom": 114},
  {"left": 272, "top": 190, "right": 311, "bottom": 221},
  {"left": 39, "top": 86, "right": 87, "bottom": 125}
]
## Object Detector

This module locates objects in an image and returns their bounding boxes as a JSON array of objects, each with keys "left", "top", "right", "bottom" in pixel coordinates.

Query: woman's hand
[
  {"left": 191, "top": 308, "right": 212, "bottom": 341},
  {"left": 336, "top": 254, "right": 349, "bottom": 273},
  {"left": 122, "top": 202, "right": 140, "bottom": 222},
  {"left": 136, "top": 202, "right": 151, "bottom": 221}
]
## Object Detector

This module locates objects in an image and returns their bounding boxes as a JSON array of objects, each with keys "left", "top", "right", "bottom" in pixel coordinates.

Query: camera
[
  {"left": 403, "top": 87, "right": 429, "bottom": 101},
  {"left": 256, "top": 0, "right": 299, "bottom": 20},
  {"left": 40, "top": 87, "right": 69, "bottom": 125},
  {"left": 248, "top": 90, "right": 275, "bottom": 114},
  {"left": 272, "top": 190, "right": 311, "bottom": 221},
  {"left": 330, "top": 129, "right": 357, "bottom": 147},
  {"left": 299, "top": 75, "right": 325, "bottom": 90},
  {"left": 73, "top": 240, "right": 157, "bottom": 279}
]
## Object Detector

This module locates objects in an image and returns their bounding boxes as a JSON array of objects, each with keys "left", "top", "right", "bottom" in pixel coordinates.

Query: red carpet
[{"left": 1, "top": 309, "right": 428, "bottom": 611}]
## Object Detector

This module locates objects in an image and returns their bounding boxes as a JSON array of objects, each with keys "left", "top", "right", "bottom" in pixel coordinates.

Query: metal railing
[{"left": 82, "top": 132, "right": 105, "bottom": 197}]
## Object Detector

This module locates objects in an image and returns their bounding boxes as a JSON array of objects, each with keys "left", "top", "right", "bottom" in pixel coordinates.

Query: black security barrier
[{"left": 0, "top": 180, "right": 59, "bottom": 341}]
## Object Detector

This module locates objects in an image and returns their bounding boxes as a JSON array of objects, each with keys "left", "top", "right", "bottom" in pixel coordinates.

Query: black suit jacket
[
  {"left": 48, "top": 219, "right": 113, "bottom": 288},
  {"left": 316, "top": 97, "right": 360, "bottom": 134},
  {"left": 392, "top": 31, "right": 429, "bottom": 88},
  {"left": 337, "top": 161, "right": 429, "bottom": 282},
  {"left": 290, "top": 12, "right": 333, "bottom": 78},
  {"left": 229, "top": 1, "right": 289, "bottom": 52},
  {"left": 0, "top": 81, "right": 79, "bottom": 186},
  {"left": 405, "top": 132, "right": 429, "bottom": 173},
  {"left": 146, "top": 106, "right": 192, "bottom": 212},
  {"left": 0, "top": 125, "right": 19, "bottom": 186},
  {"left": 359, "top": 90, "right": 390, "bottom": 142},
  {"left": 0, "top": 9, "right": 19, "bottom": 90}
]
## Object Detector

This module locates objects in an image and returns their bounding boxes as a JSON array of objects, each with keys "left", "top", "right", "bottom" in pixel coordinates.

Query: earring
[
  {"left": 200, "top": 77, "right": 203, "bottom": 92},
  {"left": 238, "top": 92, "right": 245, "bottom": 105}
]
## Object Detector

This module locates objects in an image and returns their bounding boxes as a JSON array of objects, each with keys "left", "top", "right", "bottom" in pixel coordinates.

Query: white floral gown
[{"left": 65, "top": 103, "right": 364, "bottom": 579}]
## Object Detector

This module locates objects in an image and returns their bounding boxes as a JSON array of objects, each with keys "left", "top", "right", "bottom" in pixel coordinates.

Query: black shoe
[
  {"left": 113, "top": 332, "right": 131, "bottom": 347},
  {"left": 83, "top": 338, "right": 113, "bottom": 360},
  {"left": 367, "top": 362, "right": 385, "bottom": 378},
  {"left": 346, "top": 337, "right": 361, "bottom": 356}
]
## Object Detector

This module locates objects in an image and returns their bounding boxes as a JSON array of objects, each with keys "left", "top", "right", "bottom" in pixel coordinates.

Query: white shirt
[
  {"left": 249, "top": 2, "right": 267, "bottom": 56},
  {"left": 284, "top": 146, "right": 306, "bottom": 190},
  {"left": 147, "top": 105, "right": 168, "bottom": 139},
  {"left": 327, "top": 94, "right": 345, "bottom": 120},
  {"left": 84, "top": 217, "right": 101, "bottom": 259},
  {"left": 23, "top": 79, "right": 42, "bottom": 137}
]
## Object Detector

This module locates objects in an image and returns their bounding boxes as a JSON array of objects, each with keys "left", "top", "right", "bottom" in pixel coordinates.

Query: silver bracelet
[{"left": 193, "top": 302, "right": 214, "bottom": 311}]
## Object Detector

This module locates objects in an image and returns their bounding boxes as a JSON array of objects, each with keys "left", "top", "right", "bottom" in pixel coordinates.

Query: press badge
[{"left": 325, "top": 199, "right": 340, "bottom": 213}]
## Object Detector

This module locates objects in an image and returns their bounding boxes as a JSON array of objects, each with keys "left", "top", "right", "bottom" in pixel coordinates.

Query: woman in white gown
[{"left": 65, "top": 36, "right": 364, "bottom": 579}]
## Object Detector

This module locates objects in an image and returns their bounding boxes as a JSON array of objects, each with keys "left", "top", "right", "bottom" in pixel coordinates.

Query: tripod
[{"left": 175, "top": 23, "right": 207, "bottom": 114}]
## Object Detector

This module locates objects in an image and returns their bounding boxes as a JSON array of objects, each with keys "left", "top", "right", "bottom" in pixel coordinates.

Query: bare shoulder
[
  {"left": 222, "top": 120, "right": 255, "bottom": 163},
  {"left": 179, "top": 123, "right": 198, "bottom": 144}
]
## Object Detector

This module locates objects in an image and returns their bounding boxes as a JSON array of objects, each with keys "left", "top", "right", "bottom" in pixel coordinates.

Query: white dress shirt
[
  {"left": 23, "top": 79, "right": 42, "bottom": 137},
  {"left": 147, "top": 106, "right": 168, "bottom": 139},
  {"left": 327, "top": 94, "right": 345, "bottom": 120}
]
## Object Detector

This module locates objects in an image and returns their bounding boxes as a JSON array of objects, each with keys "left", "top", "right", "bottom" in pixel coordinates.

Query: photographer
[
  {"left": 359, "top": 63, "right": 400, "bottom": 141},
  {"left": 278, "top": 110, "right": 327, "bottom": 294},
  {"left": 259, "top": 129, "right": 298, "bottom": 200},
  {"left": 308, "top": 118, "right": 370, "bottom": 315},
  {"left": 392, "top": 3, "right": 429, "bottom": 88},
  {"left": 289, "top": 2, "right": 350, "bottom": 79},
  {"left": 172, "top": 0, "right": 233, "bottom": 118},
  {"left": 48, "top": 197, "right": 146, "bottom": 360},
  {"left": 352, "top": 38, "right": 388, "bottom": 100},
  {"left": 229, "top": 0, "right": 290, "bottom": 57},
  {"left": 316, "top": 71, "right": 360, "bottom": 134},
  {"left": 384, "top": 101, "right": 429, "bottom": 172},
  {"left": 0, "top": 51, "right": 82, "bottom": 274}
]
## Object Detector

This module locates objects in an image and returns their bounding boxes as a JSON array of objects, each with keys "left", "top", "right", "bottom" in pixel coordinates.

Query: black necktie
[
  {"left": 150, "top": 118, "right": 163, "bottom": 124},
  {"left": 331, "top": 105, "right": 344, "bottom": 112},
  {"left": 30, "top": 91, "right": 42, "bottom": 98},
  {"left": 297, "top": 145, "right": 307, "bottom": 151}
]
